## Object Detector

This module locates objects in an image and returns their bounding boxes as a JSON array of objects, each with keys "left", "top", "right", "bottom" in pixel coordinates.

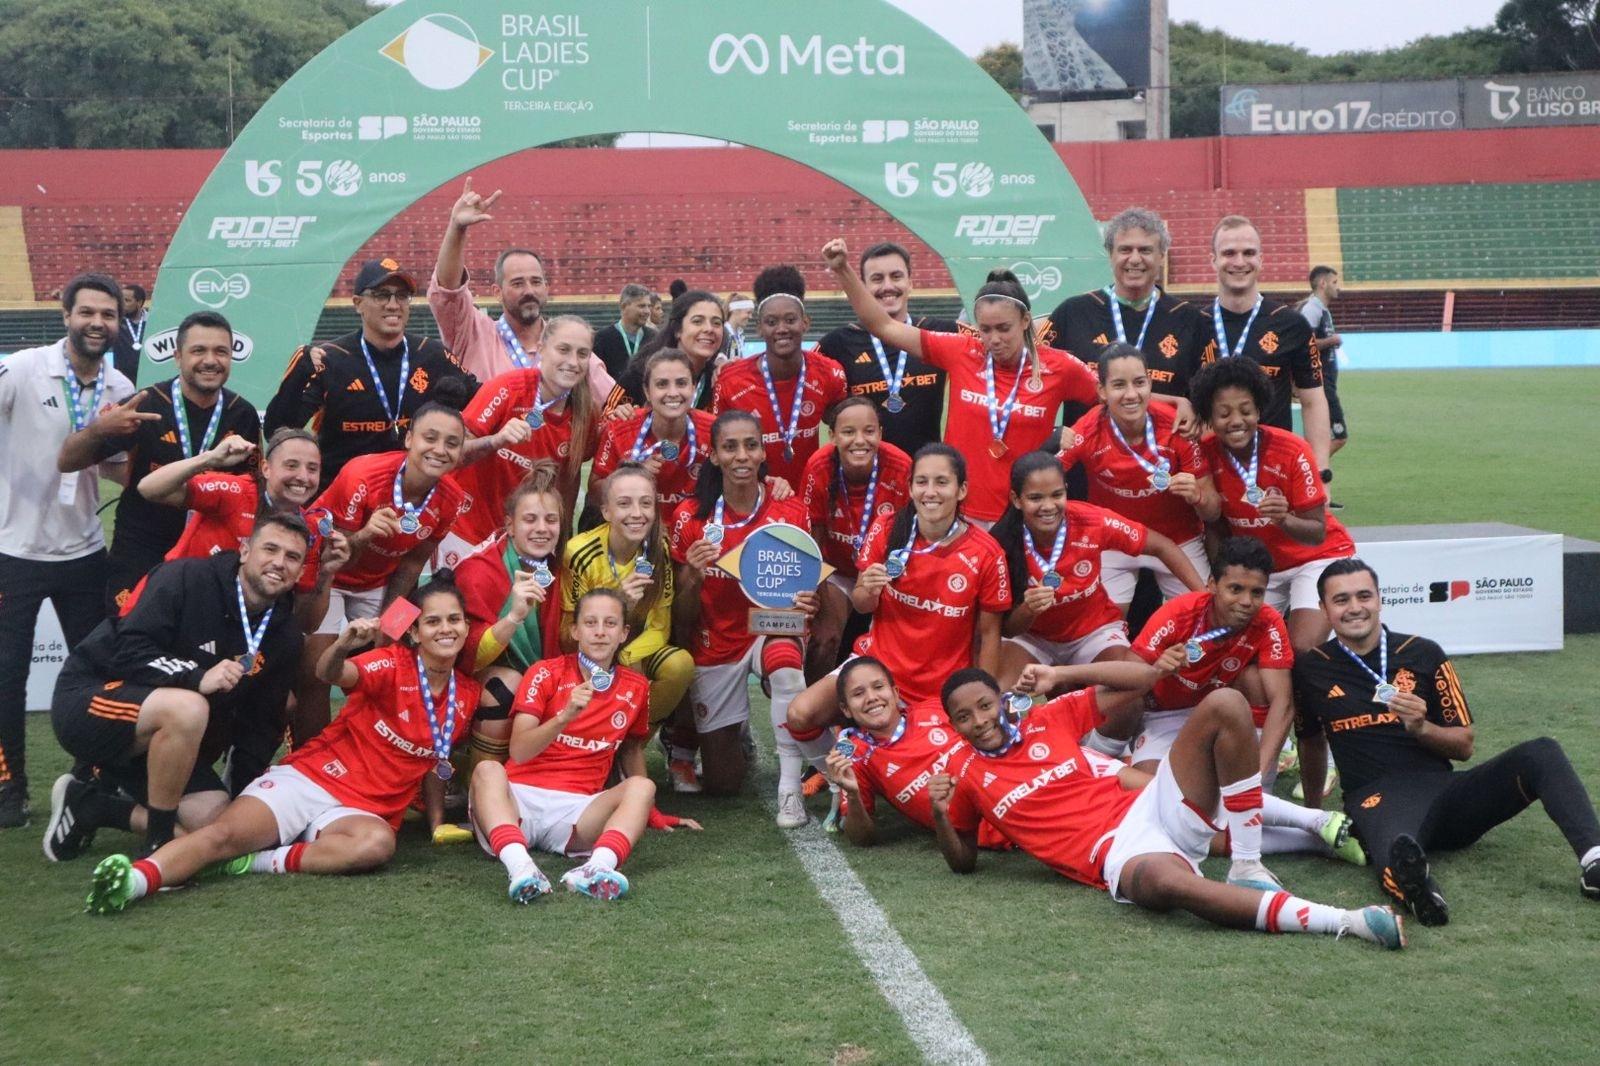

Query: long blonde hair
[{"left": 541, "top": 314, "right": 596, "bottom": 479}]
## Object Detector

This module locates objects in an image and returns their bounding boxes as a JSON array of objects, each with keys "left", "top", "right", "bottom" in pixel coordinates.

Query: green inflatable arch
[{"left": 146, "top": 0, "right": 1106, "bottom": 400}]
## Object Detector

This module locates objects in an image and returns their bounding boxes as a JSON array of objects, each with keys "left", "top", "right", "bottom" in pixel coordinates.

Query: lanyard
[
  {"left": 887, "top": 515, "right": 962, "bottom": 578},
  {"left": 631, "top": 412, "right": 696, "bottom": 465},
  {"left": 416, "top": 652, "right": 459, "bottom": 777},
  {"left": 170, "top": 380, "right": 224, "bottom": 460},
  {"left": 970, "top": 714, "right": 1023, "bottom": 759},
  {"left": 758, "top": 354, "right": 805, "bottom": 460},
  {"left": 1335, "top": 628, "right": 1398, "bottom": 703},
  {"left": 1212, "top": 296, "right": 1263, "bottom": 360},
  {"left": 1223, "top": 432, "right": 1263, "bottom": 506},
  {"left": 234, "top": 575, "right": 274, "bottom": 670},
  {"left": 391, "top": 462, "right": 437, "bottom": 535},
  {"left": 710, "top": 487, "right": 765, "bottom": 537},
  {"left": 496, "top": 316, "right": 535, "bottom": 369},
  {"left": 618, "top": 322, "right": 643, "bottom": 359},
  {"left": 838, "top": 712, "right": 908, "bottom": 760},
  {"left": 982, "top": 351, "right": 1026, "bottom": 442},
  {"left": 1184, "top": 611, "right": 1235, "bottom": 664},
  {"left": 1109, "top": 415, "right": 1171, "bottom": 487},
  {"left": 842, "top": 452, "right": 880, "bottom": 552},
  {"left": 525, "top": 379, "right": 567, "bottom": 430},
  {"left": 577, "top": 650, "right": 614, "bottom": 692},
  {"left": 1106, "top": 287, "right": 1158, "bottom": 349},
  {"left": 58, "top": 355, "right": 106, "bottom": 434},
  {"left": 869, "top": 335, "right": 908, "bottom": 407},
  {"left": 517, "top": 551, "right": 555, "bottom": 589},
  {"left": 359, "top": 335, "right": 410, "bottom": 427},
  {"left": 128, "top": 316, "right": 146, "bottom": 349},
  {"left": 1024, "top": 519, "right": 1069, "bottom": 591}
]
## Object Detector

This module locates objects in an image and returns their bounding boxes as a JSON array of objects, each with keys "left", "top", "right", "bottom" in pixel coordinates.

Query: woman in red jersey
[
  {"left": 591, "top": 348, "right": 715, "bottom": 513},
  {"left": 85, "top": 579, "right": 481, "bottom": 914},
  {"left": 299, "top": 396, "right": 470, "bottom": 744},
  {"left": 822, "top": 237, "right": 1098, "bottom": 527},
  {"left": 668, "top": 410, "right": 817, "bottom": 820},
  {"left": 990, "top": 452, "right": 1205, "bottom": 688},
  {"left": 1059, "top": 343, "right": 1220, "bottom": 613},
  {"left": 130, "top": 428, "right": 351, "bottom": 625},
  {"left": 797, "top": 397, "right": 912, "bottom": 680},
  {"left": 447, "top": 315, "right": 598, "bottom": 561},
  {"left": 1189, "top": 358, "right": 1356, "bottom": 652},
  {"left": 712, "top": 266, "right": 848, "bottom": 492}
]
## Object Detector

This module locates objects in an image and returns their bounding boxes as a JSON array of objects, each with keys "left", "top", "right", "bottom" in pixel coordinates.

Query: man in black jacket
[
  {"left": 264, "top": 258, "right": 478, "bottom": 490},
  {"left": 42, "top": 514, "right": 308, "bottom": 861}
]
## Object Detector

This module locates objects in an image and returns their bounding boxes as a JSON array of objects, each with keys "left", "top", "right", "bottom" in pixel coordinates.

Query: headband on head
[
  {"left": 729, "top": 299, "right": 755, "bottom": 312},
  {"left": 756, "top": 293, "right": 805, "bottom": 316},
  {"left": 974, "top": 293, "right": 1030, "bottom": 312}
]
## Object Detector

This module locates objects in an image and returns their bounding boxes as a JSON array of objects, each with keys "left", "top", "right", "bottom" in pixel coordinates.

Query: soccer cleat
[
  {"left": 508, "top": 865, "right": 552, "bottom": 904},
  {"left": 776, "top": 788, "right": 810, "bottom": 829},
  {"left": 1319, "top": 811, "right": 1367, "bottom": 866},
  {"left": 561, "top": 863, "right": 629, "bottom": 900},
  {"left": 801, "top": 769, "right": 829, "bottom": 798},
  {"left": 196, "top": 854, "right": 253, "bottom": 880},
  {"left": 1579, "top": 858, "right": 1600, "bottom": 901},
  {"left": 431, "top": 823, "right": 474, "bottom": 846},
  {"left": 668, "top": 758, "right": 703, "bottom": 794},
  {"left": 42, "top": 774, "right": 98, "bottom": 862},
  {"left": 1338, "top": 905, "right": 1406, "bottom": 950},
  {"left": 86, "top": 854, "right": 137, "bottom": 915},
  {"left": 0, "top": 780, "right": 29, "bottom": 829},
  {"left": 821, "top": 785, "right": 844, "bottom": 834},
  {"left": 1276, "top": 736, "right": 1299, "bottom": 777},
  {"left": 1292, "top": 764, "right": 1339, "bottom": 802},
  {"left": 1382, "top": 834, "right": 1449, "bottom": 927},
  {"left": 1227, "top": 859, "right": 1283, "bottom": 893}
]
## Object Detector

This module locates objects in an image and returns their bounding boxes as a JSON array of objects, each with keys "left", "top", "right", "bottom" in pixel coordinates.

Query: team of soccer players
[{"left": 3, "top": 190, "right": 1593, "bottom": 943}]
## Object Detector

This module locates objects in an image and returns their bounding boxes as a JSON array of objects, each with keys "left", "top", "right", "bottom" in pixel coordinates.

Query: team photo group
[{"left": 5, "top": 181, "right": 1599, "bottom": 950}]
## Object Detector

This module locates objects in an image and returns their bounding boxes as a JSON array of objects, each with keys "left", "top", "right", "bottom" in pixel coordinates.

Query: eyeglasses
[{"left": 363, "top": 289, "right": 410, "bottom": 305}]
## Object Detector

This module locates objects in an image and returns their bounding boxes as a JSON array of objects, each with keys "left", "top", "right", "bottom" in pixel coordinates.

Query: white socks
[
  {"left": 768, "top": 667, "right": 807, "bottom": 793},
  {"left": 589, "top": 846, "right": 619, "bottom": 872},
  {"left": 1255, "top": 890, "right": 1344, "bottom": 935}
]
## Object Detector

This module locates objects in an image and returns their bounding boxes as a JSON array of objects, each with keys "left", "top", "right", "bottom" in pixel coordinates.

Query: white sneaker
[
  {"left": 776, "top": 788, "right": 810, "bottom": 829},
  {"left": 1227, "top": 858, "right": 1283, "bottom": 892}
]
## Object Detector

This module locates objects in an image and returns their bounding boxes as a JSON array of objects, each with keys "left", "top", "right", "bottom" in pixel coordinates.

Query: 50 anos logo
[
  {"left": 708, "top": 33, "right": 905, "bottom": 77},
  {"left": 883, "top": 162, "right": 994, "bottom": 199},
  {"left": 244, "top": 159, "right": 402, "bottom": 198}
]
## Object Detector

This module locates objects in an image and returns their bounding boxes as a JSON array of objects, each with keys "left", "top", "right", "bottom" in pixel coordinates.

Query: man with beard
[
  {"left": 817, "top": 242, "right": 962, "bottom": 457},
  {"left": 111, "top": 282, "right": 149, "bottom": 385},
  {"left": 60, "top": 310, "right": 261, "bottom": 616},
  {"left": 264, "top": 259, "right": 477, "bottom": 490},
  {"left": 42, "top": 514, "right": 307, "bottom": 859},
  {"left": 427, "top": 178, "right": 614, "bottom": 400},
  {"left": 0, "top": 273, "right": 139, "bottom": 827}
]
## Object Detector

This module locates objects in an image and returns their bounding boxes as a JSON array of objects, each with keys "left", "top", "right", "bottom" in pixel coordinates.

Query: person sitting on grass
[
  {"left": 83, "top": 578, "right": 479, "bottom": 913},
  {"left": 926, "top": 667, "right": 1405, "bottom": 949}
]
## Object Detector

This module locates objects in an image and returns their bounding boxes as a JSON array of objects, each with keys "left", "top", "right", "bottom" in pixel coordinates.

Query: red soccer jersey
[
  {"left": 944, "top": 688, "right": 1136, "bottom": 889},
  {"left": 1132, "top": 590, "right": 1294, "bottom": 711},
  {"left": 1059, "top": 402, "right": 1208, "bottom": 544},
  {"left": 454, "top": 367, "right": 598, "bottom": 546},
  {"left": 453, "top": 533, "right": 564, "bottom": 669},
  {"left": 712, "top": 351, "right": 848, "bottom": 491},
  {"left": 669, "top": 491, "right": 812, "bottom": 665},
  {"left": 281, "top": 648, "right": 480, "bottom": 827},
  {"left": 851, "top": 700, "right": 972, "bottom": 829},
  {"left": 799, "top": 442, "right": 913, "bottom": 577},
  {"left": 592, "top": 408, "right": 714, "bottom": 510},
  {"left": 1015, "top": 502, "right": 1146, "bottom": 642},
  {"left": 852, "top": 514, "right": 1011, "bottom": 705},
  {"left": 918, "top": 330, "right": 1097, "bottom": 520},
  {"left": 505, "top": 654, "right": 650, "bottom": 795},
  {"left": 312, "top": 451, "right": 469, "bottom": 591},
  {"left": 1200, "top": 425, "right": 1356, "bottom": 570}
]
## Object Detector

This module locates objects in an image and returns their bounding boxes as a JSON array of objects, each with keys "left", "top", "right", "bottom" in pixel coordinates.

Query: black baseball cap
[{"left": 353, "top": 258, "right": 417, "bottom": 295}]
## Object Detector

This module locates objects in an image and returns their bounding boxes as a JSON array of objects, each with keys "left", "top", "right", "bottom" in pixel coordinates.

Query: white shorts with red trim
[
  {"left": 1101, "top": 536, "right": 1210, "bottom": 606},
  {"left": 1130, "top": 706, "right": 1193, "bottom": 765},
  {"left": 472, "top": 781, "right": 598, "bottom": 858},
  {"left": 1101, "top": 758, "right": 1219, "bottom": 904},
  {"left": 688, "top": 638, "right": 779, "bottom": 734},
  {"left": 1266, "top": 555, "right": 1350, "bottom": 616},
  {"left": 1005, "top": 621, "right": 1130, "bottom": 668},
  {"left": 240, "top": 764, "right": 386, "bottom": 844}
]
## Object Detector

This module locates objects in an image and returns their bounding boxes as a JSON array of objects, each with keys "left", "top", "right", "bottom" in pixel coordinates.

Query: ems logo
[
  {"left": 1028, "top": 742, "right": 1050, "bottom": 761},
  {"left": 1073, "top": 560, "right": 1093, "bottom": 578},
  {"left": 611, "top": 710, "right": 628, "bottom": 729},
  {"left": 928, "top": 728, "right": 949, "bottom": 746},
  {"left": 1222, "top": 657, "right": 1243, "bottom": 673},
  {"left": 1258, "top": 331, "right": 1279, "bottom": 355},
  {"left": 947, "top": 573, "right": 968, "bottom": 594}
]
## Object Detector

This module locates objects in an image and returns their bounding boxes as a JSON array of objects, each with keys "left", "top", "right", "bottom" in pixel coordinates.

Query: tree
[
  {"left": 977, "top": 42, "right": 1023, "bottom": 99},
  {"left": 0, "top": 0, "right": 377, "bottom": 148},
  {"left": 1495, "top": 0, "right": 1600, "bottom": 70}
]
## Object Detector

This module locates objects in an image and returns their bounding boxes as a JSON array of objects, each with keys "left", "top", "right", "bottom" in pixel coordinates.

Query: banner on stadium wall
[
  {"left": 27, "top": 604, "right": 66, "bottom": 711},
  {"left": 1220, "top": 81, "right": 1461, "bottom": 136},
  {"left": 145, "top": 0, "right": 1106, "bottom": 404},
  {"left": 1462, "top": 73, "right": 1600, "bottom": 129},
  {"left": 1354, "top": 533, "right": 1563, "bottom": 655}
]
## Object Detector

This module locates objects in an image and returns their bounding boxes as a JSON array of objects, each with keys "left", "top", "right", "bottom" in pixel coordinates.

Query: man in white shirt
[{"left": 0, "top": 273, "right": 145, "bottom": 827}]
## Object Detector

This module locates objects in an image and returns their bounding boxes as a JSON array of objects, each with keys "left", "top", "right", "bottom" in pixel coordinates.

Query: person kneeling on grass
[
  {"left": 46, "top": 516, "right": 308, "bottom": 862},
  {"left": 469, "top": 589, "right": 700, "bottom": 904},
  {"left": 926, "top": 668, "right": 1405, "bottom": 949},
  {"left": 83, "top": 578, "right": 479, "bottom": 913}
]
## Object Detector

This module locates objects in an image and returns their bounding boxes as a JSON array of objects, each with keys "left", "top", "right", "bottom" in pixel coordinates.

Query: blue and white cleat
[
  {"left": 1226, "top": 858, "right": 1283, "bottom": 893},
  {"left": 1340, "top": 905, "right": 1407, "bottom": 950},
  {"left": 561, "top": 863, "right": 630, "bottom": 900},
  {"left": 508, "top": 865, "right": 552, "bottom": 904}
]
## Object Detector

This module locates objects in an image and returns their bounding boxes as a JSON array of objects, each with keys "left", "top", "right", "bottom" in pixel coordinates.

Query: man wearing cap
[
  {"left": 265, "top": 258, "right": 478, "bottom": 491},
  {"left": 427, "top": 178, "right": 615, "bottom": 400}
]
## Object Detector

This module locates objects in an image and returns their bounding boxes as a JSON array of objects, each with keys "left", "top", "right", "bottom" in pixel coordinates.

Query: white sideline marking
[{"left": 783, "top": 821, "right": 988, "bottom": 1065}]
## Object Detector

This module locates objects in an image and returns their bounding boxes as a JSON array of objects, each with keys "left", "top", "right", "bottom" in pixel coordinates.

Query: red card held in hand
[{"left": 378, "top": 598, "right": 421, "bottom": 641}]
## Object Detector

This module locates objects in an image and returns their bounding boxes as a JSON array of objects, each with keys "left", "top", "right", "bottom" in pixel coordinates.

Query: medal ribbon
[
  {"left": 391, "top": 462, "right": 437, "bottom": 532},
  {"left": 1023, "top": 520, "right": 1068, "bottom": 587},
  {"left": 1109, "top": 415, "right": 1170, "bottom": 480},
  {"left": 982, "top": 351, "right": 1026, "bottom": 443},
  {"left": 576, "top": 650, "right": 612, "bottom": 686},
  {"left": 59, "top": 354, "right": 106, "bottom": 434},
  {"left": 1334, "top": 628, "right": 1391, "bottom": 692},
  {"left": 900, "top": 515, "right": 963, "bottom": 560},
  {"left": 496, "top": 315, "right": 534, "bottom": 369},
  {"left": 1106, "top": 286, "right": 1159, "bottom": 349},
  {"left": 839, "top": 711, "right": 908, "bottom": 757},
  {"left": 416, "top": 652, "right": 458, "bottom": 762},
  {"left": 630, "top": 412, "right": 697, "bottom": 465},
  {"left": 843, "top": 452, "right": 880, "bottom": 551},
  {"left": 713, "top": 486, "right": 766, "bottom": 535},
  {"left": 1223, "top": 432, "right": 1261, "bottom": 495},
  {"left": 235, "top": 575, "right": 274, "bottom": 664},
  {"left": 758, "top": 354, "right": 805, "bottom": 457},
  {"left": 970, "top": 713, "right": 1023, "bottom": 759},
  {"left": 359, "top": 335, "right": 411, "bottom": 427},
  {"left": 170, "top": 379, "right": 224, "bottom": 460},
  {"left": 868, "top": 336, "right": 908, "bottom": 403},
  {"left": 1211, "top": 295, "right": 1264, "bottom": 360}
]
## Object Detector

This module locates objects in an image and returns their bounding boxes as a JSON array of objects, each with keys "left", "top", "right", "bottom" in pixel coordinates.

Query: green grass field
[{"left": 5, "top": 367, "right": 1599, "bottom": 1065}]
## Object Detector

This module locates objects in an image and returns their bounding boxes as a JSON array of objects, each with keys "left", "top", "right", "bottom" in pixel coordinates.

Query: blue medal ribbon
[
  {"left": 525, "top": 378, "right": 567, "bottom": 429},
  {"left": 359, "top": 334, "right": 410, "bottom": 428},
  {"left": 416, "top": 652, "right": 458, "bottom": 778},
  {"left": 1109, "top": 414, "right": 1171, "bottom": 488},
  {"left": 577, "top": 650, "right": 614, "bottom": 692},
  {"left": 868, "top": 335, "right": 908, "bottom": 410},
  {"left": 842, "top": 451, "right": 880, "bottom": 552},
  {"left": 838, "top": 711, "right": 908, "bottom": 761},
  {"left": 1106, "top": 286, "right": 1159, "bottom": 349},
  {"left": 169, "top": 379, "right": 224, "bottom": 460},
  {"left": 495, "top": 315, "right": 535, "bottom": 369},
  {"left": 1334, "top": 627, "right": 1396, "bottom": 703},
  {"left": 630, "top": 412, "right": 697, "bottom": 465},
  {"left": 982, "top": 351, "right": 1026, "bottom": 444},
  {"left": 1184, "top": 612, "right": 1235, "bottom": 664},
  {"left": 758, "top": 354, "right": 806, "bottom": 461},
  {"left": 1211, "top": 295, "right": 1264, "bottom": 360},
  {"left": 970, "top": 713, "right": 1023, "bottom": 759},
  {"left": 1223, "top": 432, "right": 1263, "bottom": 506},
  {"left": 391, "top": 462, "right": 437, "bottom": 535},
  {"left": 234, "top": 575, "right": 274, "bottom": 670},
  {"left": 1023, "top": 519, "right": 1068, "bottom": 591},
  {"left": 58, "top": 353, "right": 106, "bottom": 434}
]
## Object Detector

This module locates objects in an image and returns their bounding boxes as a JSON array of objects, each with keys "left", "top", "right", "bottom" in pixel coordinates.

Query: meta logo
[{"left": 708, "top": 33, "right": 905, "bottom": 77}]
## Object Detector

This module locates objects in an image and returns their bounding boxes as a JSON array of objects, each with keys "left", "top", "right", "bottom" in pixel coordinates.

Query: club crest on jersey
[
  {"left": 928, "top": 728, "right": 949, "bottom": 746},
  {"left": 1028, "top": 742, "right": 1050, "bottom": 761},
  {"left": 947, "top": 573, "right": 968, "bottom": 594},
  {"left": 1073, "top": 560, "right": 1093, "bottom": 578},
  {"left": 1159, "top": 333, "right": 1179, "bottom": 358},
  {"left": 1022, "top": 375, "right": 1043, "bottom": 394},
  {"left": 611, "top": 710, "right": 628, "bottom": 729},
  {"left": 1395, "top": 668, "right": 1417, "bottom": 694},
  {"left": 1362, "top": 793, "right": 1383, "bottom": 808},
  {"left": 1258, "top": 331, "right": 1279, "bottom": 355},
  {"left": 1222, "top": 657, "right": 1242, "bottom": 673},
  {"left": 409, "top": 367, "right": 430, "bottom": 392}
]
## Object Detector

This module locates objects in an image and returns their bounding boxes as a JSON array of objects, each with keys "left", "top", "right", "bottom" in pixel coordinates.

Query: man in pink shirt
[{"left": 428, "top": 178, "right": 615, "bottom": 401}]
